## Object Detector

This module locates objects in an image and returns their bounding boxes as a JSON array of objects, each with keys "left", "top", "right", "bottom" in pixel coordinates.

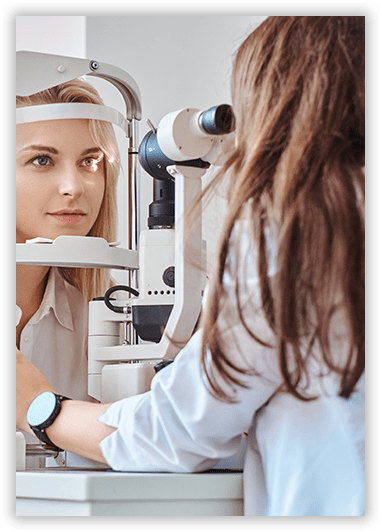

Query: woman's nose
[{"left": 58, "top": 168, "right": 85, "bottom": 198}]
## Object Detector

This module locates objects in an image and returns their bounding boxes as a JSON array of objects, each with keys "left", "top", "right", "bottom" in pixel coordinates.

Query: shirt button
[{"left": 24, "top": 336, "right": 31, "bottom": 343}]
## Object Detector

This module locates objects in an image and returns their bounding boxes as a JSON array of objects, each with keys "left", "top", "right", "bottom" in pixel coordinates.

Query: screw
[{"left": 90, "top": 60, "right": 99, "bottom": 71}]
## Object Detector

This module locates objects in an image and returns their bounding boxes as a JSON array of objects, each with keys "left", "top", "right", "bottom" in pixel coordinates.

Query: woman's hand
[{"left": 16, "top": 348, "right": 55, "bottom": 433}]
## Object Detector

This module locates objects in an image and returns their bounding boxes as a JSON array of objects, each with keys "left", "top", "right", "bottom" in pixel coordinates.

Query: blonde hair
[{"left": 16, "top": 78, "right": 121, "bottom": 301}]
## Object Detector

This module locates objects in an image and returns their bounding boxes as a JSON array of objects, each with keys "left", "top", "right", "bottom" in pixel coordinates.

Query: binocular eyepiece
[
  {"left": 138, "top": 104, "right": 235, "bottom": 229},
  {"left": 138, "top": 104, "right": 234, "bottom": 181},
  {"left": 198, "top": 104, "right": 235, "bottom": 136}
]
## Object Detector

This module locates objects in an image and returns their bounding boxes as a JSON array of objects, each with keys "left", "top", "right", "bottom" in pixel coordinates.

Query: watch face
[{"left": 27, "top": 391, "right": 56, "bottom": 427}]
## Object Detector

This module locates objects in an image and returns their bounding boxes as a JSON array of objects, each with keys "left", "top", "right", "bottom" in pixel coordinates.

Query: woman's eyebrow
[
  {"left": 81, "top": 148, "right": 103, "bottom": 156},
  {"left": 17, "top": 146, "right": 102, "bottom": 156},
  {"left": 18, "top": 145, "right": 59, "bottom": 155}
]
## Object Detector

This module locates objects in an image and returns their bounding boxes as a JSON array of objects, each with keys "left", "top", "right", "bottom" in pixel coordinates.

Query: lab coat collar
[{"left": 28, "top": 268, "right": 75, "bottom": 331}]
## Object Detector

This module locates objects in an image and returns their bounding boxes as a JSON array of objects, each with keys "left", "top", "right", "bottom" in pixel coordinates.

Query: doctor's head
[
  {"left": 202, "top": 17, "right": 365, "bottom": 402},
  {"left": 16, "top": 79, "right": 121, "bottom": 299}
]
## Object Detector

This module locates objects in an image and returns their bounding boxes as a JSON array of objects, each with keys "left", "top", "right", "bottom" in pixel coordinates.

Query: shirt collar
[{"left": 29, "top": 268, "right": 75, "bottom": 331}]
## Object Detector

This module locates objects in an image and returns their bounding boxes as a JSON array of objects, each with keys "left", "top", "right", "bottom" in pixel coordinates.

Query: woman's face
[{"left": 16, "top": 119, "right": 105, "bottom": 243}]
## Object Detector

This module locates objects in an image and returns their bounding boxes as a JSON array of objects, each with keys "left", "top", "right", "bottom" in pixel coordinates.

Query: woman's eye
[
  {"left": 31, "top": 156, "right": 52, "bottom": 167},
  {"left": 80, "top": 156, "right": 103, "bottom": 172}
]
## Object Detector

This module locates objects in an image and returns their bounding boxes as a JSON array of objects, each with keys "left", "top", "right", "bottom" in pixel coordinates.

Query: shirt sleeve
[
  {"left": 99, "top": 323, "right": 281, "bottom": 472},
  {"left": 98, "top": 220, "right": 282, "bottom": 472}
]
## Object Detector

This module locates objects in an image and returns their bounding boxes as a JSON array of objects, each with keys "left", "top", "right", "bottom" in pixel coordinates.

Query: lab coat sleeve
[
  {"left": 99, "top": 220, "right": 281, "bottom": 472},
  {"left": 98, "top": 325, "right": 280, "bottom": 472}
]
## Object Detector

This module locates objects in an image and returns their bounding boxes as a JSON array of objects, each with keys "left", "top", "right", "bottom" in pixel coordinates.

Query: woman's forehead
[{"left": 16, "top": 119, "right": 99, "bottom": 153}]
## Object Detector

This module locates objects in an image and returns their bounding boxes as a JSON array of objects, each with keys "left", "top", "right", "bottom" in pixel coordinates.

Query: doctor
[{"left": 17, "top": 17, "right": 365, "bottom": 516}]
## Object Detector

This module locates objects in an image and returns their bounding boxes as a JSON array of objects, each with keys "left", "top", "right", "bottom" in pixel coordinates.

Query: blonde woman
[
  {"left": 17, "top": 17, "right": 365, "bottom": 515},
  {"left": 16, "top": 79, "right": 120, "bottom": 400}
]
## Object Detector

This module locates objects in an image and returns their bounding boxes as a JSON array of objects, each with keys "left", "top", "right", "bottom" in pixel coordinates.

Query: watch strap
[{"left": 29, "top": 394, "right": 71, "bottom": 453}]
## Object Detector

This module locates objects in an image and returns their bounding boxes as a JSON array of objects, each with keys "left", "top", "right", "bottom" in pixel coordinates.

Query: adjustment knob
[{"left": 162, "top": 266, "right": 175, "bottom": 288}]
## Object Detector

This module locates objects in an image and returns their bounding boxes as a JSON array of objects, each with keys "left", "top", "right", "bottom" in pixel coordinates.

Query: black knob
[
  {"left": 154, "top": 359, "right": 174, "bottom": 373},
  {"left": 162, "top": 266, "right": 175, "bottom": 288}
]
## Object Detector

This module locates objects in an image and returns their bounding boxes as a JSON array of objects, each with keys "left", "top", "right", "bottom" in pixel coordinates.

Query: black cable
[{"left": 104, "top": 285, "right": 139, "bottom": 314}]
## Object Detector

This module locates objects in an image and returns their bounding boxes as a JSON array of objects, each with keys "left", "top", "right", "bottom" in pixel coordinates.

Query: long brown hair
[
  {"left": 200, "top": 17, "right": 365, "bottom": 401},
  {"left": 16, "top": 79, "right": 120, "bottom": 301}
]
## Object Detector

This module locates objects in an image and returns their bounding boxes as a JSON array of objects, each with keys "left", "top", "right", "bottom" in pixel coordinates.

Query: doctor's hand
[{"left": 16, "top": 348, "right": 55, "bottom": 434}]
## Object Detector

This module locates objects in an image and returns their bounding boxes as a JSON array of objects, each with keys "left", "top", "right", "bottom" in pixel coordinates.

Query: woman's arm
[
  {"left": 45, "top": 399, "right": 115, "bottom": 463},
  {"left": 16, "top": 348, "right": 115, "bottom": 464},
  {"left": 17, "top": 315, "right": 280, "bottom": 472}
]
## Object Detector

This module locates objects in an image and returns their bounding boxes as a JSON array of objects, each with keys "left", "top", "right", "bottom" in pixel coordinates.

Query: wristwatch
[{"left": 26, "top": 391, "right": 71, "bottom": 452}]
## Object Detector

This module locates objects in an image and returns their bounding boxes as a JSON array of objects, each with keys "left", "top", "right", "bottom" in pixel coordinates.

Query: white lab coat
[{"left": 99, "top": 222, "right": 365, "bottom": 516}]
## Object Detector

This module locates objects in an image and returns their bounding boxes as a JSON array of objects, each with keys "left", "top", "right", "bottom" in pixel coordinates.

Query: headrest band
[{"left": 16, "top": 102, "right": 130, "bottom": 136}]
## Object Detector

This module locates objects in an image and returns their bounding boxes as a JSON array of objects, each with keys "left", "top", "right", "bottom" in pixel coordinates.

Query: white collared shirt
[
  {"left": 17, "top": 268, "right": 102, "bottom": 467},
  {"left": 17, "top": 268, "right": 91, "bottom": 402}
]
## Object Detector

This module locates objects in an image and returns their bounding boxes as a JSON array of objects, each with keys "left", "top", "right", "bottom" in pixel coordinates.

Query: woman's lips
[{"left": 48, "top": 210, "right": 86, "bottom": 225}]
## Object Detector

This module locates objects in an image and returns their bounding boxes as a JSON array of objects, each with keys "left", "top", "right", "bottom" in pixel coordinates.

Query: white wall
[
  {"left": 16, "top": 16, "right": 87, "bottom": 57},
  {"left": 15, "top": 15, "right": 267, "bottom": 270},
  {"left": 86, "top": 15, "right": 267, "bottom": 265}
]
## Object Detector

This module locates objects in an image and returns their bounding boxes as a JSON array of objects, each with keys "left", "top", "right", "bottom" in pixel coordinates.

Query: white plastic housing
[
  {"left": 136, "top": 228, "right": 175, "bottom": 305},
  {"left": 16, "top": 432, "right": 26, "bottom": 471},
  {"left": 101, "top": 362, "right": 157, "bottom": 403},
  {"left": 88, "top": 166, "right": 206, "bottom": 402},
  {"left": 16, "top": 236, "right": 138, "bottom": 271},
  {"left": 157, "top": 108, "right": 214, "bottom": 162}
]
